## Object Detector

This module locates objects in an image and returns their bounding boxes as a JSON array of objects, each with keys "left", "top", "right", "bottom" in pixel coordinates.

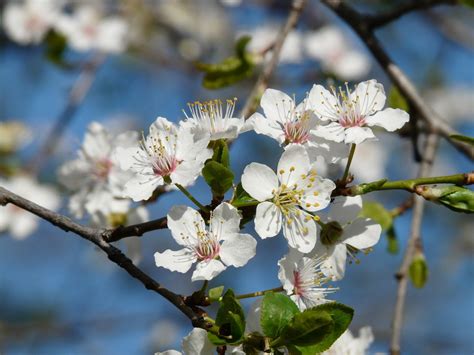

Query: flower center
[
  {"left": 194, "top": 230, "right": 220, "bottom": 261},
  {"left": 283, "top": 111, "right": 312, "bottom": 144},
  {"left": 138, "top": 133, "right": 179, "bottom": 178},
  {"left": 184, "top": 98, "right": 237, "bottom": 134},
  {"left": 94, "top": 158, "right": 113, "bottom": 180}
]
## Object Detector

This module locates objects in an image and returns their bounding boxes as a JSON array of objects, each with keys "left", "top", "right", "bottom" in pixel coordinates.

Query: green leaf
[
  {"left": 261, "top": 292, "right": 300, "bottom": 339},
  {"left": 215, "top": 289, "right": 246, "bottom": 343},
  {"left": 360, "top": 201, "right": 393, "bottom": 230},
  {"left": 287, "top": 344, "right": 320, "bottom": 355},
  {"left": 460, "top": 0, "right": 474, "bottom": 8},
  {"left": 419, "top": 185, "right": 474, "bottom": 213},
  {"left": 450, "top": 134, "right": 474, "bottom": 146},
  {"left": 44, "top": 30, "right": 70, "bottom": 68},
  {"left": 202, "top": 161, "right": 234, "bottom": 196},
  {"left": 209, "top": 286, "right": 225, "bottom": 302},
  {"left": 386, "top": 226, "right": 399, "bottom": 254},
  {"left": 409, "top": 253, "right": 429, "bottom": 288},
  {"left": 211, "top": 139, "right": 230, "bottom": 168},
  {"left": 231, "top": 183, "right": 258, "bottom": 208},
  {"left": 196, "top": 36, "right": 255, "bottom": 89},
  {"left": 388, "top": 86, "right": 409, "bottom": 112}
]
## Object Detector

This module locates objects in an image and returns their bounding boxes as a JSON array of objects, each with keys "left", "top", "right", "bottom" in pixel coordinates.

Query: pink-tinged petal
[
  {"left": 321, "top": 243, "right": 347, "bottom": 281},
  {"left": 277, "top": 145, "right": 310, "bottom": 186},
  {"left": 300, "top": 176, "right": 336, "bottom": 212},
  {"left": 327, "top": 196, "right": 363, "bottom": 225},
  {"left": 365, "top": 108, "right": 409, "bottom": 132},
  {"left": 342, "top": 218, "right": 381, "bottom": 249},
  {"left": 248, "top": 112, "right": 285, "bottom": 143},
  {"left": 283, "top": 211, "right": 317, "bottom": 253},
  {"left": 307, "top": 84, "right": 340, "bottom": 122},
  {"left": 241, "top": 163, "right": 278, "bottom": 201},
  {"left": 182, "top": 328, "right": 215, "bottom": 355},
  {"left": 351, "top": 79, "right": 386, "bottom": 117},
  {"left": 124, "top": 173, "right": 162, "bottom": 202},
  {"left": 211, "top": 203, "right": 241, "bottom": 241},
  {"left": 344, "top": 126, "right": 375, "bottom": 144},
  {"left": 154, "top": 249, "right": 196, "bottom": 273},
  {"left": 260, "top": 88, "right": 295, "bottom": 124},
  {"left": 220, "top": 233, "right": 257, "bottom": 267},
  {"left": 191, "top": 259, "right": 226, "bottom": 281},
  {"left": 312, "top": 122, "right": 346, "bottom": 143},
  {"left": 254, "top": 201, "right": 282, "bottom": 239},
  {"left": 167, "top": 205, "right": 204, "bottom": 246},
  {"left": 277, "top": 249, "right": 304, "bottom": 294}
]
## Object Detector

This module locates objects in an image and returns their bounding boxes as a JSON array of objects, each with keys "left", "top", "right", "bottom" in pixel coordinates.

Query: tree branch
[
  {"left": 366, "top": 0, "right": 458, "bottom": 29},
  {"left": 240, "top": 0, "right": 308, "bottom": 119},
  {"left": 0, "top": 186, "right": 206, "bottom": 329},
  {"left": 321, "top": 0, "right": 474, "bottom": 160},
  {"left": 390, "top": 132, "right": 439, "bottom": 355},
  {"left": 105, "top": 216, "right": 167, "bottom": 243}
]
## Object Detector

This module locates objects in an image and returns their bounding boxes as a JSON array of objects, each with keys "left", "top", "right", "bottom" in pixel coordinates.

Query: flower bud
[
  {"left": 409, "top": 251, "right": 428, "bottom": 288},
  {"left": 416, "top": 185, "right": 474, "bottom": 213}
]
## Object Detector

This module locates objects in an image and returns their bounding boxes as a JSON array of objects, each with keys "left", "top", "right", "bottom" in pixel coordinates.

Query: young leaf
[
  {"left": 231, "top": 183, "right": 258, "bottom": 208},
  {"left": 261, "top": 292, "right": 300, "bottom": 339},
  {"left": 388, "top": 86, "right": 409, "bottom": 112},
  {"left": 386, "top": 226, "right": 399, "bottom": 254},
  {"left": 360, "top": 201, "right": 393, "bottom": 230},
  {"left": 211, "top": 139, "right": 230, "bottom": 168},
  {"left": 209, "top": 286, "right": 225, "bottom": 302},
  {"left": 44, "top": 30, "right": 70, "bottom": 68},
  {"left": 409, "top": 253, "right": 429, "bottom": 288},
  {"left": 450, "top": 134, "right": 474, "bottom": 146},
  {"left": 202, "top": 161, "right": 234, "bottom": 196},
  {"left": 460, "top": 0, "right": 474, "bottom": 8},
  {"left": 214, "top": 289, "right": 246, "bottom": 343}
]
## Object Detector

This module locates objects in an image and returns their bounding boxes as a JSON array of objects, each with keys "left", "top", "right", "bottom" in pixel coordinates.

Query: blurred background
[{"left": 0, "top": 0, "right": 473, "bottom": 354}]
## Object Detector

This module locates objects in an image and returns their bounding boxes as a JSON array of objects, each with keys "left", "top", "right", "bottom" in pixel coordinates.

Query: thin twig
[
  {"left": 0, "top": 186, "right": 207, "bottom": 329},
  {"left": 390, "top": 133, "right": 439, "bottom": 355},
  {"left": 321, "top": 0, "right": 474, "bottom": 160},
  {"left": 105, "top": 216, "right": 167, "bottom": 243},
  {"left": 27, "top": 53, "right": 107, "bottom": 173},
  {"left": 240, "top": 0, "right": 308, "bottom": 119}
]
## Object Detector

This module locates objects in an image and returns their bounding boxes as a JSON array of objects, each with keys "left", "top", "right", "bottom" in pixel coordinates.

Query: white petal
[
  {"left": 312, "top": 122, "right": 345, "bottom": 143},
  {"left": 351, "top": 79, "right": 386, "bottom": 117},
  {"left": 210, "top": 203, "right": 241, "bottom": 241},
  {"left": 306, "top": 138, "right": 348, "bottom": 164},
  {"left": 220, "top": 233, "right": 257, "bottom": 267},
  {"left": 277, "top": 144, "right": 310, "bottom": 186},
  {"left": 83, "top": 122, "right": 112, "bottom": 159},
  {"left": 58, "top": 158, "right": 92, "bottom": 190},
  {"left": 321, "top": 243, "right": 347, "bottom": 281},
  {"left": 343, "top": 218, "right": 381, "bottom": 249},
  {"left": 307, "top": 84, "right": 339, "bottom": 121},
  {"left": 191, "top": 259, "right": 226, "bottom": 281},
  {"left": 331, "top": 50, "right": 371, "bottom": 81},
  {"left": 246, "top": 299, "right": 263, "bottom": 333},
  {"left": 241, "top": 163, "right": 278, "bottom": 201},
  {"left": 176, "top": 125, "right": 211, "bottom": 162},
  {"left": 155, "top": 350, "right": 181, "bottom": 355},
  {"left": 365, "top": 108, "right": 410, "bottom": 132},
  {"left": 114, "top": 146, "right": 140, "bottom": 171},
  {"left": 248, "top": 112, "right": 284, "bottom": 143},
  {"left": 260, "top": 88, "right": 295, "bottom": 124},
  {"left": 254, "top": 201, "right": 282, "bottom": 239},
  {"left": 167, "top": 205, "right": 205, "bottom": 246},
  {"left": 154, "top": 248, "right": 196, "bottom": 273},
  {"left": 277, "top": 249, "right": 304, "bottom": 294},
  {"left": 300, "top": 176, "right": 336, "bottom": 212},
  {"left": 328, "top": 196, "right": 363, "bottom": 225},
  {"left": 10, "top": 213, "right": 37, "bottom": 240},
  {"left": 344, "top": 126, "right": 375, "bottom": 144},
  {"left": 124, "top": 173, "right": 162, "bottom": 202},
  {"left": 182, "top": 328, "right": 215, "bottom": 355},
  {"left": 170, "top": 159, "right": 205, "bottom": 187},
  {"left": 283, "top": 211, "right": 317, "bottom": 253}
]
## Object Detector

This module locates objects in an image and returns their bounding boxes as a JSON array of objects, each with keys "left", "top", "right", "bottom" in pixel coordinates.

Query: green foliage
[
  {"left": 272, "top": 303, "right": 353, "bottom": 352},
  {"left": 420, "top": 185, "right": 474, "bottom": 214},
  {"left": 202, "top": 161, "right": 234, "bottom": 196},
  {"left": 360, "top": 201, "right": 393, "bottom": 230},
  {"left": 450, "top": 134, "right": 474, "bottom": 146},
  {"left": 208, "top": 286, "right": 225, "bottom": 302},
  {"left": 388, "top": 86, "right": 409, "bottom": 112},
  {"left": 211, "top": 139, "right": 230, "bottom": 168},
  {"left": 386, "top": 226, "right": 399, "bottom": 254},
  {"left": 231, "top": 183, "right": 258, "bottom": 208},
  {"left": 409, "top": 253, "right": 429, "bottom": 288},
  {"left": 44, "top": 30, "right": 70, "bottom": 68},
  {"left": 208, "top": 289, "right": 246, "bottom": 345},
  {"left": 261, "top": 292, "right": 300, "bottom": 339},
  {"left": 196, "top": 36, "right": 255, "bottom": 89},
  {"left": 460, "top": 0, "right": 474, "bottom": 8}
]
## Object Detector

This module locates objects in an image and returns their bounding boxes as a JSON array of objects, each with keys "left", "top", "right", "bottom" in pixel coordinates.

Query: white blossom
[
  {"left": 181, "top": 98, "right": 244, "bottom": 140},
  {"left": 0, "top": 174, "right": 60, "bottom": 240},
  {"left": 278, "top": 249, "right": 336, "bottom": 310},
  {"left": 58, "top": 122, "right": 137, "bottom": 218},
  {"left": 2, "top": 0, "right": 60, "bottom": 45},
  {"left": 313, "top": 196, "right": 381, "bottom": 280},
  {"left": 322, "top": 326, "right": 374, "bottom": 355},
  {"left": 117, "top": 117, "right": 212, "bottom": 202},
  {"left": 241, "top": 145, "right": 335, "bottom": 253},
  {"left": 55, "top": 5, "right": 128, "bottom": 53},
  {"left": 305, "top": 26, "right": 371, "bottom": 81},
  {"left": 154, "top": 328, "right": 214, "bottom": 355},
  {"left": 154, "top": 203, "right": 257, "bottom": 281},
  {"left": 247, "top": 87, "right": 347, "bottom": 164},
  {"left": 309, "top": 80, "right": 410, "bottom": 145}
]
